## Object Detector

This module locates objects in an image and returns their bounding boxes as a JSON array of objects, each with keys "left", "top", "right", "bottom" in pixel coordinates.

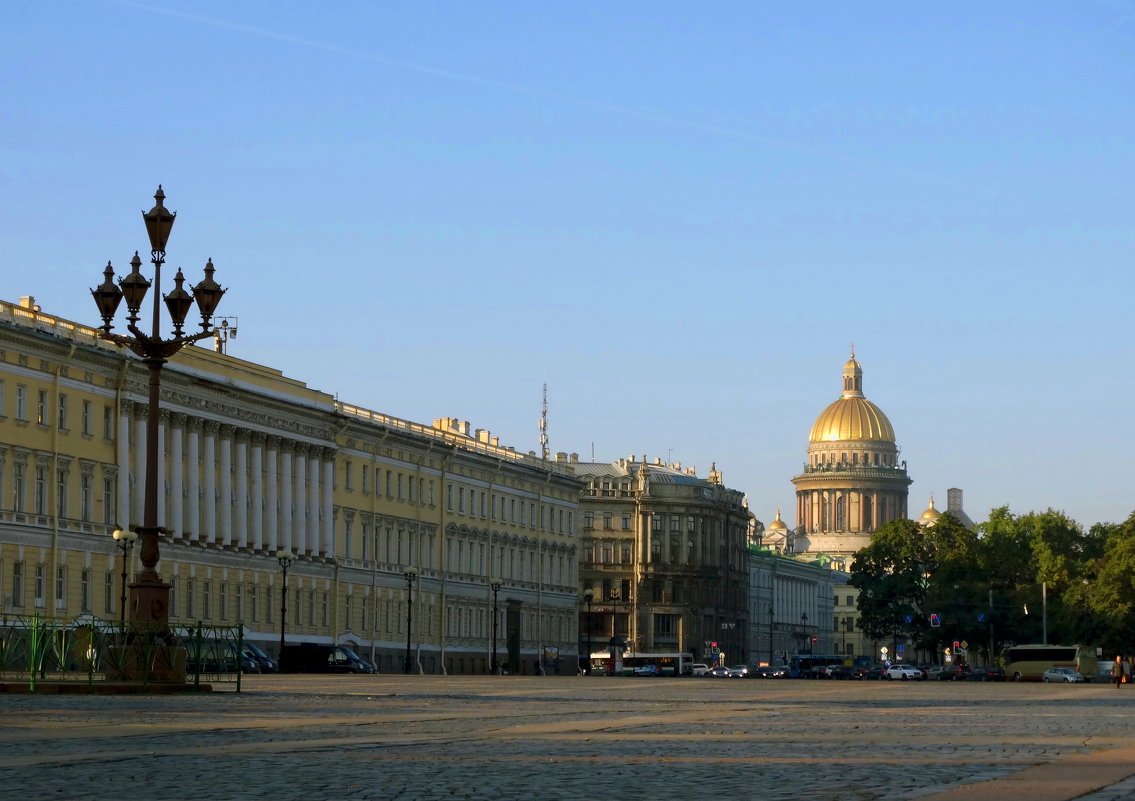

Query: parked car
[
  {"left": 242, "top": 643, "right": 279, "bottom": 673},
  {"left": 689, "top": 663, "right": 710, "bottom": 676},
  {"left": 965, "top": 667, "right": 1005, "bottom": 682},
  {"left": 885, "top": 664, "right": 924, "bottom": 681},
  {"left": 702, "top": 666, "right": 734, "bottom": 678},
  {"left": 728, "top": 665, "right": 751, "bottom": 678},
  {"left": 279, "top": 643, "right": 371, "bottom": 674},
  {"left": 1043, "top": 667, "right": 1085, "bottom": 683},
  {"left": 355, "top": 656, "right": 379, "bottom": 674},
  {"left": 829, "top": 665, "right": 856, "bottom": 680},
  {"left": 863, "top": 666, "right": 886, "bottom": 680},
  {"left": 633, "top": 664, "right": 662, "bottom": 676}
]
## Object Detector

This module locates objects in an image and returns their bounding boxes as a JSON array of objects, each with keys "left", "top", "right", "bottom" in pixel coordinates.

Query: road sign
[
  {"left": 811, "top": 635, "right": 818, "bottom": 644},
  {"left": 897, "top": 643, "right": 904, "bottom": 652},
  {"left": 960, "top": 640, "right": 968, "bottom": 650},
  {"left": 930, "top": 613, "right": 941, "bottom": 627},
  {"left": 880, "top": 647, "right": 889, "bottom": 655}
]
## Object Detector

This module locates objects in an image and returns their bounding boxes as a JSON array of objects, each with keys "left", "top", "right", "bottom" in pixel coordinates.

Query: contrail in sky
[{"left": 110, "top": 0, "right": 971, "bottom": 189}]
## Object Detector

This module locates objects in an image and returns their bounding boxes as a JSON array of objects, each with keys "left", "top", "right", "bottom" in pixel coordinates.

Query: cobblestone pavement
[{"left": 2, "top": 676, "right": 1134, "bottom": 800}]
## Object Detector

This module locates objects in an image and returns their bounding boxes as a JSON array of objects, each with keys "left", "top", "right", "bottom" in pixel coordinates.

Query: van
[
  {"left": 279, "top": 643, "right": 370, "bottom": 674},
  {"left": 689, "top": 663, "right": 710, "bottom": 676}
]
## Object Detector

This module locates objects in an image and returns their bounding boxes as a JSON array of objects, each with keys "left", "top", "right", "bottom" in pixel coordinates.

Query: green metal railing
[{"left": 0, "top": 614, "right": 243, "bottom": 691}]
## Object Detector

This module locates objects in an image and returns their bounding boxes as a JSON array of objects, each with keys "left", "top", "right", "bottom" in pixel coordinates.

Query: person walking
[{"left": 1112, "top": 655, "right": 1124, "bottom": 688}]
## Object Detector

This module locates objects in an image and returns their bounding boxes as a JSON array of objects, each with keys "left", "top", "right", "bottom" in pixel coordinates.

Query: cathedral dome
[
  {"left": 807, "top": 355, "right": 896, "bottom": 443},
  {"left": 767, "top": 509, "right": 788, "bottom": 531},
  {"left": 919, "top": 497, "right": 941, "bottom": 524}
]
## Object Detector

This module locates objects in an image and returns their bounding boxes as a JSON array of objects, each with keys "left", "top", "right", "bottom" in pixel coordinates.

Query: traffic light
[
  {"left": 930, "top": 613, "right": 941, "bottom": 628},
  {"left": 953, "top": 641, "right": 961, "bottom": 649},
  {"left": 711, "top": 641, "right": 719, "bottom": 653}
]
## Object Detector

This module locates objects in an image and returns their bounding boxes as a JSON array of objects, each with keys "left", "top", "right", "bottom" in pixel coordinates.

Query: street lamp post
[
  {"left": 800, "top": 612, "right": 809, "bottom": 653},
  {"left": 403, "top": 566, "right": 418, "bottom": 674},
  {"left": 583, "top": 588, "right": 594, "bottom": 675},
  {"left": 276, "top": 550, "right": 295, "bottom": 657},
  {"left": 489, "top": 578, "right": 502, "bottom": 675},
  {"left": 90, "top": 186, "right": 225, "bottom": 635},
  {"left": 111, "top": 528, "right": 138, "bottom": 623},
  {"left": 768, "top": 605, "right": 775, "bottom": 666}
]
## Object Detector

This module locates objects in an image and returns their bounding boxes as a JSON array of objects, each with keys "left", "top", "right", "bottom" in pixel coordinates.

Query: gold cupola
[
  {"left": 808, "top": 353, "right": 896, "bottom": 443},
  {"left": 919, "top": 496, "right": 941, "bottom": 525},
  {"left": 767, "top": 508, "right": 788, "bottom": 531}
]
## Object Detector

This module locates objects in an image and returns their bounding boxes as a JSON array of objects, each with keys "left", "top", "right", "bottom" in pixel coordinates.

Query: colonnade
[{"left": 115, "top": 402, "right": 336, "bottom": 557}]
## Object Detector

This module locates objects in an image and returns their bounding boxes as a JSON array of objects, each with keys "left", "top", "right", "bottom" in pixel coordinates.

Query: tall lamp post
[
  {"left": 90, "top": 186, "right": 225, "bottom": 634},
  {"left": 800, "top": 612, "right": 808, "bottom": 654},
  {"left": 489, "top": 578, "right": 502, "bottom": 675},
  {"left": 276, "top": 549, "right": 295, "bottom": 657},
  {"left": 403, "top": 566, "right": 418, "bottom": 674},
  {"left": 583, "top": 588, "right": 594, "bottom": 675},
  {"left": 112, "top": 527, "right": 138, "bottom": 623},
  {"left": 768, "top": 605, "right": 775, "bottom": 666}
]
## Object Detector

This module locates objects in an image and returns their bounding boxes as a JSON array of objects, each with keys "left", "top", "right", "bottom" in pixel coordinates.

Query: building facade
[
  {"left": 762, "top": 354, "right": 913, "bottom": 663},
  {"left": 566, "top": 456, "right": 751, "bottom": 665},
  {"left": 0, "top": 297, "right": 582, "bottom": 674},
  {"left": 747, "top": 547, "right": 842, "bottom": 665}
]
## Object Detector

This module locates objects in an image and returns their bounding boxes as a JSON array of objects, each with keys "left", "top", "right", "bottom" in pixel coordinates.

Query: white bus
[{"left": 1004, "top": 644, "right": 1098, "bottom": 682}]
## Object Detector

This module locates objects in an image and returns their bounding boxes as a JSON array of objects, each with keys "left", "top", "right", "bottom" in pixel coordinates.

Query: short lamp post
[
  {"left": 90, "top": 186, "right": 225, "bottom": 634},
  {"left": 583, "top": 588, "right": 594, "bottom": 675},
  {"left": 403, "top": 566, "right": 418, "bottom": 674},
  {"left": 276, "top": 550, "right": 295, "bottom": 657},
  {"left": 112, "top": 528, "right": 138, "bottom": 623},
  {"left": 489, "top": 578, "right": 502, "bottom": 675}
]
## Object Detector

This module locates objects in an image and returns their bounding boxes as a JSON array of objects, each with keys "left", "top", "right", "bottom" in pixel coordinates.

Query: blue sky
[{"left": 3, "top": 1, "right": 1132, "bottom": 529}]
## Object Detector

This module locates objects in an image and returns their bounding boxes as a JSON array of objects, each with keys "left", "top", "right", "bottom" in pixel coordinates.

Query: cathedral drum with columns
[{"left": 790, "top": 354, "right": 911, "bottom": 559}]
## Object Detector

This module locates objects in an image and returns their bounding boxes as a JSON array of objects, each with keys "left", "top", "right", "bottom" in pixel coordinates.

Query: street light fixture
[
  {"left": 276, "top": 549, "right": 295, "bottom": 657},
  {"left": 583, "top": 588, "right": 594, "bottom": 675},
  {"left": 90, "top": 186, "right": 225, "bottom": 635},
  {"left": 111, "top": 527, "right": 138, "bottom": 623},
  {"left": 489, "top": 578, "right": 502, "bottom": 675},
  {"left": 403, "top": 566, "right": 418, "bottom": 674}
]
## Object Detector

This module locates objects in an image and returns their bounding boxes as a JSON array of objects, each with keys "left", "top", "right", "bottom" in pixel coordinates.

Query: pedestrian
[{"left": 1112, "top": 655, "right": 1124, "bottom": 689}]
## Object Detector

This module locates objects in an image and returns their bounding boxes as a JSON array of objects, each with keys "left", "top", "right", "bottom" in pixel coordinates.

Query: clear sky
[{"left": 3, "top": 1, "right": 1132, "bottom": 530}]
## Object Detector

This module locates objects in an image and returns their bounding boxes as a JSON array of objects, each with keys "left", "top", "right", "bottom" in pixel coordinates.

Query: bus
[
  {"left": 1004, "top": 644, "right": 1099, "bottom": 682},
  {"left": 789, "top": 655, "right": 848, "bottom": 678},
  {"left": 592, "top": 652, "right": 693, "bottom": 676}
]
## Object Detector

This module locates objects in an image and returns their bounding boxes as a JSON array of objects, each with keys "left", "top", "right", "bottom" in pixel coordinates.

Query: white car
[
  {"left": 1043, "top": 667, "right": 1085, "bottom": 683},
  {"left": 689, "top": 663, "right": 710, "bottom": 676},
  {"left": 885, "top": 665, "right": 924, "bottom": 681}
]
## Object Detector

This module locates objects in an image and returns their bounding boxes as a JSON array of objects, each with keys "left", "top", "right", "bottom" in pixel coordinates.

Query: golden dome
[
  {"left": 767, "top": 508, "right": 788, "bottom": 531},
  {"left": 808, "top": 354, "right": 896, "bottom": 443},
  {"left": 919, "top": 497, "right": 941, "bottom": 523}
]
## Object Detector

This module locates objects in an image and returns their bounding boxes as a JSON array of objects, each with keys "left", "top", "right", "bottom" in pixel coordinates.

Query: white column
[
  {"left": 307, "top": 451, "right": 320, "bottom": 555},
  {"left": 117, "top": 406, "right": 131, "bottom": 532},
  {"left": 170, "top": 414, "right": 184, "bottom": 539},
  {"left": 219, "top": 426, "right": 233, "bottom": 547},
  {"left": 322, "top": 453, "right": 335, "bottom": 557},
  {"left": 186, "top": 421, "right": 200, "bottom": 540},
  {"left": 202, "top": 422, "right": 217, "bottom": 544},
  {"left": 157, "top": 411, "right": 167, "bottom": 528},
  {"left": 280, "top": 447, "right": 293, "bottom": 552},
  {"left": 250, "top": 433, "right": 264, "bottom": 551},
  {"left": 133, "top": 414, "right": 147, "bottom": 522},
  {"left": 294, "top": 446, "right": 307, "bottom": 555},
  {"left": 265, "top": 437, "right": 279, "bottom": 552},
  {"left": 235, "top": 432, "right": 249, "bottom": 548}
]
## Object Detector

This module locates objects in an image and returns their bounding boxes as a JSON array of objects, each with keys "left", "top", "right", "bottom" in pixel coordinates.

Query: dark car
[
  {"left": 829, "top": 665, "right": 856, "bottom": 680},
  {"left": 863, "top": 666, "right": 886, "bottom": 680},
  {"left": 702, "top": 666, "right": 734, "bottom": 678},
  {"left": 243, "top": 642, "right": 279, "bottom": 673},
  {"left": 752, "top": 665, "right": 787, "bottom": 678},
  {"left": 280, "top": 643, "right": 371, "bottom": 674},
  {"left": 970, "top": 666, "right": 1005, "bottom": 682}
]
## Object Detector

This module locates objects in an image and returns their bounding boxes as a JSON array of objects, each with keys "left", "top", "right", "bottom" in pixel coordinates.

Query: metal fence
[{"left": 0, "top": 614, "right": 244, "bottom": 691}]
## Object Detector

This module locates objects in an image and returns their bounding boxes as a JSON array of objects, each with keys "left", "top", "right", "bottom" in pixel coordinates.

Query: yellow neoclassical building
[{"left": 0, "top": 296, "right": 583, "bottom": 674}]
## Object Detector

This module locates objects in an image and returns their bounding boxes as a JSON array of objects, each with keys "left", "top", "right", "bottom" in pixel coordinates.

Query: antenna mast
[{"left": 540, "top": 382, "right": 549, "bottom": 461}]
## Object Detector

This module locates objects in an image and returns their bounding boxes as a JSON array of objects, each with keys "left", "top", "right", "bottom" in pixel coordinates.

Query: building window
[
  {"left": 16, "top": 385, "right": 28, "bottom": 421},
  {"left": 622, "top": 514, "right": 631, "bottom": 530},
  {"left": 80, "top": 474, "right": 92, "bottom": 521},
  {"left": 55, "top": 566, "right": 65, "bottom": 609},
  {"left": 651, "top": 515, "right": 662, "bottom": 533},
  {"left": 81, "top": 400, "right": 92, "bottom": 436},
  {"left": 56, "top": 468, "right": 69, "bottom": 519},
  {"left": 36, "top": 390, "right": 48, "bottom": 425},
  {"left": 34, "top": 466, "right": 47, "bottom": 514},
  {"left": 103, "top": 405, "right": 114, "bottom": 440},
  {"left": 34, "top": 564, "right": 45, "bottom": 608},
  {"left": 57, "top": 393, "right": 69, "bottom": 430},
  {"left": 186, "top": 579, "right": 195, "bottom": 618},
  {"left": 447, "top": 483, "right": 454, "bottom": 512},
  {"left": 13, "top": 462, "right": 25, "bottom": 512},
  {"left": 601, "top": 545, "right": 612, "bottom": 564},
  {"left": 621, "top": 544, "right": 631, "bottom": 564},
  {"left": 169, "top": 578, "right": 177, "bottom": 618},
  {"left": 104, "top": 571, "right": 114, "bottom": 614},
  {"left": 603, "top": 514, "right": 612, "bottom": 530},
  {"left": 103, "top": 476, "right": 116, "bottom": 525},
  {"left": 361, "top": 464, "right": 370, "bottom": 493},
  {"left": 12, "top": 563, "right": 24, "bottom": 607},
  {"left": 202, "top": 580, "right": 212, "bottom": 620},
  {"left": 219, "top": 582, "right": 228, "bottom": 620},
  {"left": 584, "top": 513, "right": 594, "bottom": 530},
  {"left": 344, "top": 461, "right": 353, "bottom": 490},
  {"left": 79, "top": 567, "right": 90, "bottom": 612},
  {"left": 458, "top": 486, "right": 465, "bottom": 514}
]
